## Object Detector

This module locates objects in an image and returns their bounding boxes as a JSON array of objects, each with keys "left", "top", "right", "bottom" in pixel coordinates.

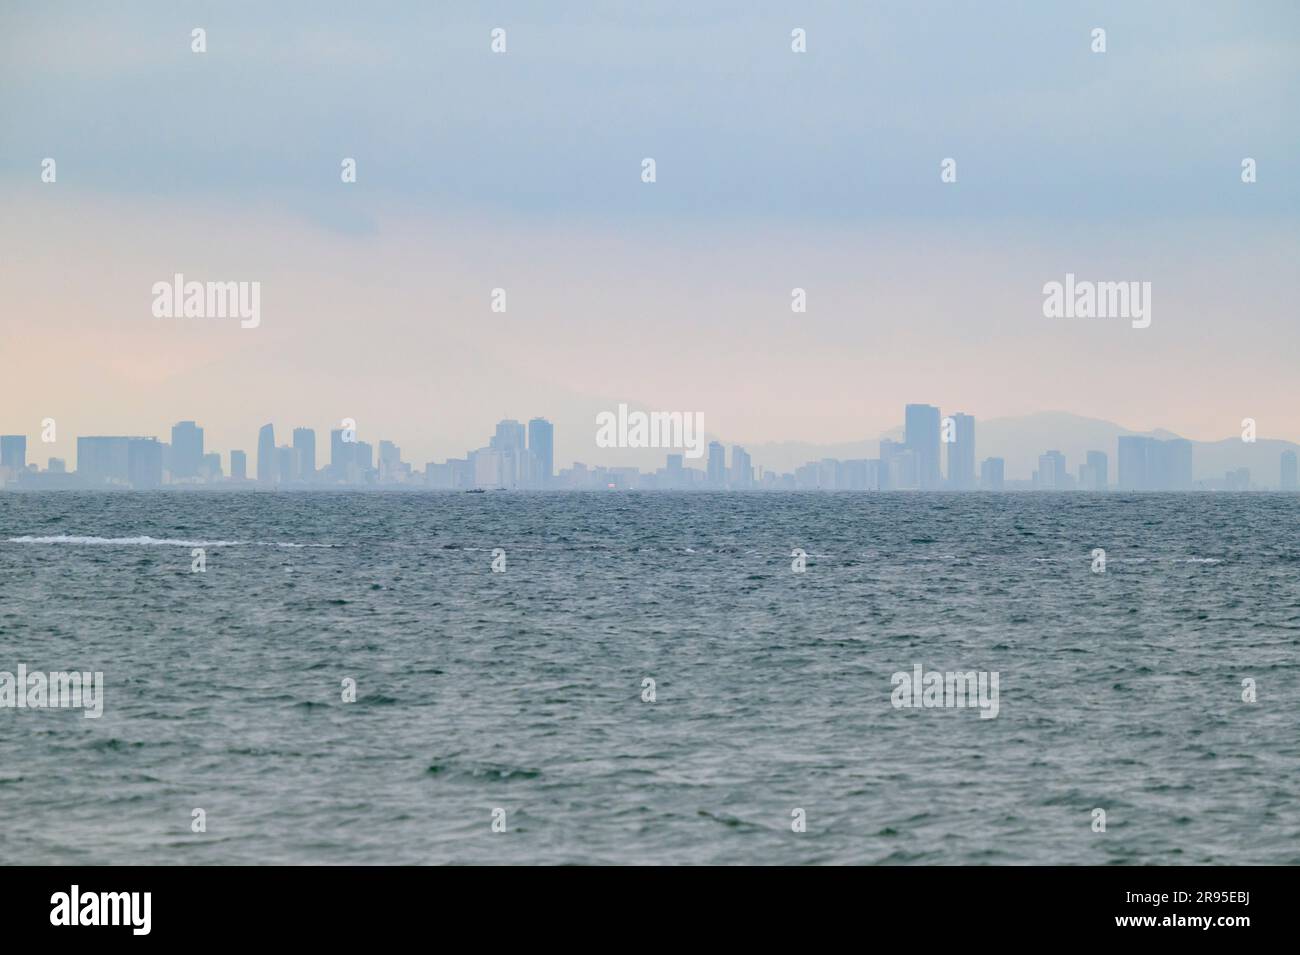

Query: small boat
[{"left": 465, "top": 488, "right": 485, "bottom": 494}]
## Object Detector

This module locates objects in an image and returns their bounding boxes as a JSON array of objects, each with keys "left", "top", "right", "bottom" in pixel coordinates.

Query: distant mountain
[{"left": 741, "top": 412, "right": 1299, "bottom": 487}]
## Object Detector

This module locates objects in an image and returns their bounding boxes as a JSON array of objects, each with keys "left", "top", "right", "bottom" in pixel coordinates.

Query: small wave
[
  {"left": 7, "top": 535, "right": 245, "bottom": 547},
  {"left": 5, "top": 535, "right": 333, "bottom": 549}
]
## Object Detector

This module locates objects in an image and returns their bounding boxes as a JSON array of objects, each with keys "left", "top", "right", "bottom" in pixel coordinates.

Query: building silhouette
[
  {"left": 980, "top": 457, "right": 1005, "bottom": 490},
  {"left": 947, "top": 413, "right": 976, "bottom": 490},
  {"left": 1037, "top": 450, "right": 1067, "bottom": 489},
  {"left": 169, "top": 421, "right": 204, "bottom": 480},
  {"left": 905, "top": 404, "right": 942, "bottom": 489},
  {"left": 731, "top": 446, "right": 753, "bottom": 489},
  {"left": 293, "top": 428, "right": 316, "bottom": 482},
  {"left": 1281, "top": 451, "right": 1297, "bottom": 490},
  {"left": 1118, "top": 436, "right": 1193, "bottom": 490},
  {"left": 1, "top": 435, "right": 27, "bottom": 472},
  {"left": 256, "top": 424, "right": 276, "bottom": 484},
  {"left": 528, "top": 418, "right": 554, "bottom": 487},
  {"left": 1080, "top": 450, "right": 1108, "bottom": 491},
  {"left": 706, "top": 441, "right": 726, "bottom": 487}
]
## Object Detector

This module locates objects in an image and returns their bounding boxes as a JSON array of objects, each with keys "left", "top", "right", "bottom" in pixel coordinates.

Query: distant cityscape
[{"left": 1, "top": 403, "right": 1298, "bottom": 492}]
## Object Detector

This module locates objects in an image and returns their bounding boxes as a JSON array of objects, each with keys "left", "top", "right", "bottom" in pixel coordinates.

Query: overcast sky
[{"left": 2, "top": 1, "right": 1298, "bottom": 468}]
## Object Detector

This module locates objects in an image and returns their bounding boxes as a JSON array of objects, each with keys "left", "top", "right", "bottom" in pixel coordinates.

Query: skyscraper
[
  {"left": 230, "top": 450, "right": 247, "bottom": 481},
  {"left": 980, "top": 457, "right": 1005, "bottom": 490},
  {"left": 731, "top": 446, "right": 753, "bottom": 489},
  {"left": 330, "top": 428, "right": 351, "bottom": 481},
  {"left": 126, "top": 438, "right": 163, "bottom": 489},
  {"left": 492, "top": 420, "right": 526, "bottom": 451},
  {"left": 528, "top": 418, "right": 554, "bottom": 487},
  {"left": 905, "top": 404, "right": 941, "bottom": 489},
  {"left": 474, "top": 449, "right": 509, "bottom": 489},
  {"left": 1084, "top": 451, "right": 1108, "bottom": 491},
  {"left": 256, "top": 424, "right": 276, "bottom": 484},
  {"left": 946, "top": 413, "right": 976, "bottom": 490},
  {"left": 1282, "top": 450, "right": 1298, "bottom": 491},
  {"left": 169, "top": 421, "right": 204, "bottom": 480},
  {"left": 378, "top": 441, "right": 402, "bottom": 482},
  {"left": 77, "top": 437, "right": 131, "bottom": 486},
  {"left": 1117, "top": 436, "right": 1148, "bottom": 490},
  {"left": 879, "top": 439, "right": 903, "bottom": 490},
  {"left": 663, "top": 453, "right": 685, "bottom": 489},
  {"left": 1037, "top": 450, "right": 1066, "bottom": 489},
  {"left": 1151, "top": 438, "right": 1193, "bottom": 490},
  {"left": 354, "top": 441, "right": 374, "bottom": 479},
  {"left": 1117, "top": 436, "right": 1192, "bottom": 490},
  {"left": 489, "top": 420, "right": 526, "bottom": 486},
  {"left": 293, "top": 428, "right": 316, "bottom": 482},
  {"left": 276, "top": 446, "right": 296, "bottom": 484},
  {"left": 707, "top": 441, "right": 726, "bottom": 487},
  {"left": 75, "top": 436, "right": 161, "bottom": 487},
  {"left": 1, "top": 435, "right": 27, "bottom": 472}
]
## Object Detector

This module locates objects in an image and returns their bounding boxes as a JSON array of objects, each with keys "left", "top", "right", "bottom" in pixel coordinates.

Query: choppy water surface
[{"left": 1, "top": 491, "right": 1297, "bottom": 864}]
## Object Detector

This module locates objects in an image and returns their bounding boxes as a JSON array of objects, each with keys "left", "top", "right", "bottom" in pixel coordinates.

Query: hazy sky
[{"left": 2, "top": 1, "right": 1298, "bottom": 469}]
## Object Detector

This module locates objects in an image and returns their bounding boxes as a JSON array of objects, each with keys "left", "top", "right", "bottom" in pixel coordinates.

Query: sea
[{"left": 1, "top": 491, "right": 1297, "bottom": 865}]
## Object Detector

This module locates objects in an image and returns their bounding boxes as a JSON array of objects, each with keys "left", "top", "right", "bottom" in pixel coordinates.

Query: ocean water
[{"left": 1, "top": 491, "right": 1297, "bottom": 865}]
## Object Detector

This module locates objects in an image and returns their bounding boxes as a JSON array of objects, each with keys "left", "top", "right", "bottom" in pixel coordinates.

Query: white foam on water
[
  {"left": 4, "top": 535, "right": 332, "bottom": 548},
  {"left": 6, "top": 535, "right": 243, "bottom": 547}
]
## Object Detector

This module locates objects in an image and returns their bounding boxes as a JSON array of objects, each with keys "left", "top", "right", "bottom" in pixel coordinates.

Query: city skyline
[{"left": 4, "top": 402, "right": 1300, "bottom": 492}]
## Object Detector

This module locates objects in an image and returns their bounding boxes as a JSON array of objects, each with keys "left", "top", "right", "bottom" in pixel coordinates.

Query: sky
[{"left": 2, "top": 1, "right": 1298, "bottom": 470}]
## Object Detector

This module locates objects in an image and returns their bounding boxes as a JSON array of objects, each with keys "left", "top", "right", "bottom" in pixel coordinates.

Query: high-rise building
[
  {"left": 1, "top": 435, "right": 27, "bottom": 471},
  {"left": 887, "top": 448, "right": 918, "bottom": 490},
  {"left": 862, "top": 459, "right": 882, "bottom": 490},
  {"left": 354, "top": 441, "right": 374, "bottom": 479},
  {"left": 528, "top": 418, "right": 554, "bottom": 487},
  {"left": 1117, "top": 436, "right": 1147, "bottom": 490},
  {"left": 731, "top": 446, "right": 752, "bottom": 489},
  {"left": 980, "top": 457, "right": 1005, "bottom": 490},
  {"left": 256, "top": 424, "right": 276, "bottom": 484},
  {"left": 76, "top": 436, "right": 158, "bottom": 487},
  {"left": 293, "top": 428, "right": 316, "bottom": 482},
  {"left": 492, "top": 420, "right": 526, "bottom": 451},
  {"left": 276, "top": 446, "right": 296, "bottom": 484},
  {"left": 1282, "top": 450, "right": 1298, "bottom": 491},
  {"left": 127, "top": 438, "right": 163, "bottom": 489},
  {"left": 48, "top": 458, "right": 66, "bottom": 473},
  {"left": 706, "top": 441, "right": 726, "bottom": 487},
  {"left": 818, "top": 459, "right": 838, "bottom": 489},
  {"left": 838, "top": 459, "right": 870, "bottom": 490},
  {"left": 946, "top": 413, "right": 976, "bottom": 490},
  {"left": 664, "top": 453, "right": 685, "bottom": 489},
  {"left": 486, "top": 420, "right": 526, "bottom": 485},
  {"left": 169, "top": 421, "right": 204, "bottom": 480},
  {"left": 1153, "top": 439, "right": 1193, "bottom": 490},
  {"left": 330, "top": 428, "right": 351, "bottom": 481},
  {"left": 77, "top": 437, "right": 131, "bottom": 486},
  {"left": 1037, "top": 450, "right": 1066, "bottom": 489},
  {"left": 880, "top": 438, "right": 920, "bottom": 490},
  {"left": 230, "top": 450, "right": 247, "bottom": 481},
  {"left": 1081, "top": 451, "right": 1108, "bottom": 491},
  {"left": 1117, "top": 436, "right": 1192, "bottom": 490},
  {"left": 200, "top": 452, "right": 222, "bottom": 480},
  {"left": 378, "top": 441, "right": 402, "bottom": 481},
  {"left": 905, "top": 404, "right": 942, "bottom": 489},
  {"left": 474, "top": 449, "right": 506, "bottom": 489}
]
